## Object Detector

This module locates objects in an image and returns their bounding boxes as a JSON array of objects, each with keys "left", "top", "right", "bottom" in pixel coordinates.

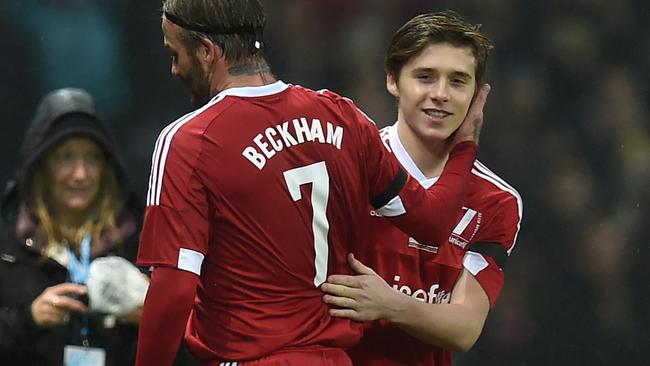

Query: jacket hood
[{"left": 1, "top": 88, "right": 129, "bottom": 223}]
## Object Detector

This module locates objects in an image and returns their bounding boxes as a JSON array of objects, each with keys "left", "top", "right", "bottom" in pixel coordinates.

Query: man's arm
[
  {"left": 322, "top": 254, "right": 489, "bottom": 351},
  {"left": 380, "top": 141, "right": 477, "bottom": 245},
  {"left": 135, "top": 267, "right": 199, "bottom": 366}
]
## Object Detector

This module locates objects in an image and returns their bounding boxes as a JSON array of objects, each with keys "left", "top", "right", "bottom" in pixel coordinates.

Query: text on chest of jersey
[
  {"left": 242, "top": 117, "right": 344, "bottom": 170},
  {"left": 392, "top": 275, "right": 451, "bottom": 304}
]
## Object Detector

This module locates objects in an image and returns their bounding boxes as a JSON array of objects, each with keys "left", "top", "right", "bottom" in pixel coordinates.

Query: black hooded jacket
[{"left": 0, "top": 88, "right": 143, "bottom": 366}]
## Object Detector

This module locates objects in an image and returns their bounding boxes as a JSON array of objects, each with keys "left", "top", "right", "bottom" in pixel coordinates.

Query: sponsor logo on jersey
[
  {"left": 371, "top": 206, "right": 483, "bottom": 250},
  {"left": 391, "top": 275, "right": 451, "bottom": 304},
  {"left": 448, "top": 206, "right": 482, "bottom": 249}
]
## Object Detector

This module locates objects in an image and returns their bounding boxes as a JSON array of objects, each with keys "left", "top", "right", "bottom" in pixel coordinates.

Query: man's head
[
  {"left": 385, "top": 11, "right": 494, "bottom": 143},
  {"left": 161, "top": 0, "right": 266, "bottom": 106}
]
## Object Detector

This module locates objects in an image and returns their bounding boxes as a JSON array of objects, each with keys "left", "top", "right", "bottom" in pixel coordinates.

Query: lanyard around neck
[
  {"left": 66, "top": 233, "right": 91, "bottom": 285},
  {"left": 65, "top": 233, "right": 92, "bottom": 346}
]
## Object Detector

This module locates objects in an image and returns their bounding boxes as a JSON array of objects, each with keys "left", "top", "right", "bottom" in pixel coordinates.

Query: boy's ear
[{"left": 386, "top": 73, "right": 399, "bottom": 97}]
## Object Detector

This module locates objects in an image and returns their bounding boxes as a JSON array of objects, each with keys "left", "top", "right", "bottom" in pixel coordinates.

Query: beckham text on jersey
[{"left": 242, "top": 117, "right": 344, "bottom": 170}]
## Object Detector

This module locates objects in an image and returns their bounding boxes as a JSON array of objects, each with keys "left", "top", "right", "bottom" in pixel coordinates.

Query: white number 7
[{"left": 283, "top": 161, "right": 330, "bottom": 287}]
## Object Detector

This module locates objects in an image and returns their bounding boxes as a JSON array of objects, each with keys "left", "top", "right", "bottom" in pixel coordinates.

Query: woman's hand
[
  {"left": 119, "top": 306, "right": 143, "bottom": 324},
  {"left": 31, "top": 283, "right": 87, "bottom": 328},
  {"left": 118, "top": 273, "right": 149, "bottom": 324}
]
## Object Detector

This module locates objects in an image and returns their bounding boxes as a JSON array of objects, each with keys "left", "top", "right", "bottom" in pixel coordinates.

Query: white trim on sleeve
[
  {"left": 471, "top": 162, "right": 523, "bottom": 255},
  {"left": 376, "top": 196, "right": 406, "bottom": 217},
  {"left": 463, "top": 251, "right": 489, "bottom": 275},
  {"left": 177, "top": 248, "right": 205, "bottom": 275}
]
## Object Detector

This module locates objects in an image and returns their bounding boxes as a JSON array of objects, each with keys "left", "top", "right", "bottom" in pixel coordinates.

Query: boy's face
[{"left": 388, "top": 42, "right": 477, "bottom": 143}]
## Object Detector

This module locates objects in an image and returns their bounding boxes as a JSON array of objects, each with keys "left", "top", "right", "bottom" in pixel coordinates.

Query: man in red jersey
[
  {"left": 322, "top": 11, "right": 523, "bottom": 366},
  {"left": 135, "top": 2, "right": 490, "bottom": 366}
]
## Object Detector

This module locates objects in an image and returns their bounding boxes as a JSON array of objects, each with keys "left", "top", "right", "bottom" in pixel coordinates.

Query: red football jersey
[
  {"left": 349, "top": 124, "right": 523, "bottom": 366},
  {"left": 137, "top": 82, "right": 477, "bottom": 362}
]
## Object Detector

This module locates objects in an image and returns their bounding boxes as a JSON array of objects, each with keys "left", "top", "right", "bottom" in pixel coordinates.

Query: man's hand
[
  {"left": 321, "top": 253, "right": 405, "bottom": 322},
  {"left": 451, "top": 83, "right": 491, "bottom": 146}
]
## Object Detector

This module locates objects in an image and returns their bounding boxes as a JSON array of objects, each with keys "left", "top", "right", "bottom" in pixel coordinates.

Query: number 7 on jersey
[{"left": 283, "top": 161, "right": 330, "bottom": 287}]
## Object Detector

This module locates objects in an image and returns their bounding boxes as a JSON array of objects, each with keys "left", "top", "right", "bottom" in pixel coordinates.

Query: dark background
[{"left": 1, "top": 1, "right": 648, "bottom": 364}]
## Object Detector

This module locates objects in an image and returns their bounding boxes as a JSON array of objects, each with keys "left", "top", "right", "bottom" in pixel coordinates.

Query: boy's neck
[{"left": 396, "top": 121, "right": 452, "bottom": 179}]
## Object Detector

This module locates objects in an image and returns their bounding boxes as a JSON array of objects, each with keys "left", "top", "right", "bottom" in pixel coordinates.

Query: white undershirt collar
[
  {"left": 387, "top": 122, "right": 439, "bottom": 188},
  {"left": 212, "top": 80, "right": 288, "bottom": 100}
]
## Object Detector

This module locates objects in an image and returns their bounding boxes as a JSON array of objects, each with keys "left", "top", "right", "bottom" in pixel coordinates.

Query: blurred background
[{"left": 1, "top": 0, "right": 648, "bottom": 364}]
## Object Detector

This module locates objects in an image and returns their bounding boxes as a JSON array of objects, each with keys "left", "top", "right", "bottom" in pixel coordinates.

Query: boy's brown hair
[{"left": 386, "top": 10, "right": 494, "bottom": 84}]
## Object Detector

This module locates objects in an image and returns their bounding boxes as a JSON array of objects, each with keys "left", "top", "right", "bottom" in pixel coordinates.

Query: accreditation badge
[{"left": 63, "top": 345, "right": 106, "bottom": 366}]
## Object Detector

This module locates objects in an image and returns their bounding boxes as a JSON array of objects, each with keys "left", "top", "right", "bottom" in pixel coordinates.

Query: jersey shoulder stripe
[
  {"left": 309, "top": 87, "right": 378, "bottom": 127},
  {"left": 147, "top": 94, "right": 229, "bottom": 206},
  {"left": 378, "top": 125, "right": 392, "bottom": 151},
  {"left": 146, "top": 110, "right": 191, "bottom": 206},
  {"left": 470, "top": 161, "right": 523, "bottom": 255}
]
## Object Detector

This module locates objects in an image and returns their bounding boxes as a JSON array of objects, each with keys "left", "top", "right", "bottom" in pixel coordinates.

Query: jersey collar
[
  {"left": 388, "top": 122, "right": 439, "bottom": 188},
  {"left": 212, "top": 80, "right": 288, "bottom": 100}
]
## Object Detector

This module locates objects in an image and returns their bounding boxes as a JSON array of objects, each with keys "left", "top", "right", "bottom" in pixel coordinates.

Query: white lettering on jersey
[
  {"left": 407, "top": 237, "right": 438, "bottom": 253},
  {"left": 242, "top": 118, "right": 344, "bottom": 169},
  {"left": 242, "top": 146, "right": 266, "bottom": 169},
  {"left": 277, "top": 121, "right": 299, "bottom": 146},
  {"left": 293, "top": 118, "right": 312, "bottom": 143},
  {"left": 391, "top": 275, "right": 451, "bottom": 304}
]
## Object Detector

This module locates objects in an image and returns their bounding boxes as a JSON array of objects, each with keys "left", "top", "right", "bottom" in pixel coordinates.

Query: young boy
[{"left": 322, "top": 11, "right": 523, "bottom": 366}]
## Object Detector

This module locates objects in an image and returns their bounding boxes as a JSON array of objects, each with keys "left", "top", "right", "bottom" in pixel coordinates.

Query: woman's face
[{"left": 45, "top": 137, "right": 104, "bottom": 218}]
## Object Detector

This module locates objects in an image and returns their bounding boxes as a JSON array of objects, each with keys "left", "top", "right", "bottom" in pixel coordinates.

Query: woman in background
[{"left": 0, "top": 87, "right": 143, "bottom": 365}]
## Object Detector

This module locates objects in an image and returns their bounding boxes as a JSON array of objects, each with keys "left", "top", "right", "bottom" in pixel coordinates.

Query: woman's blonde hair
[{"left": 30, "top": 151, "right": 121, "bottom": 255}]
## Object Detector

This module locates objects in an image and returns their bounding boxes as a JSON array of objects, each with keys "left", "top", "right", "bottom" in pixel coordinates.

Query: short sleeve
[
  {"left": 137, "top": 126, "right": 210, "bottom": 276},
  {"left": 341, "top": 100, "right": 403, "bottom": 201},
  {"left": 466, "top": 193, "right": 523, "bottom": 306}
]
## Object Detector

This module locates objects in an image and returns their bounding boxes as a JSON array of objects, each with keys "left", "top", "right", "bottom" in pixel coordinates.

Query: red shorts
[{"left": 205, "top": 348, "right": 352, "bottom": 366}]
